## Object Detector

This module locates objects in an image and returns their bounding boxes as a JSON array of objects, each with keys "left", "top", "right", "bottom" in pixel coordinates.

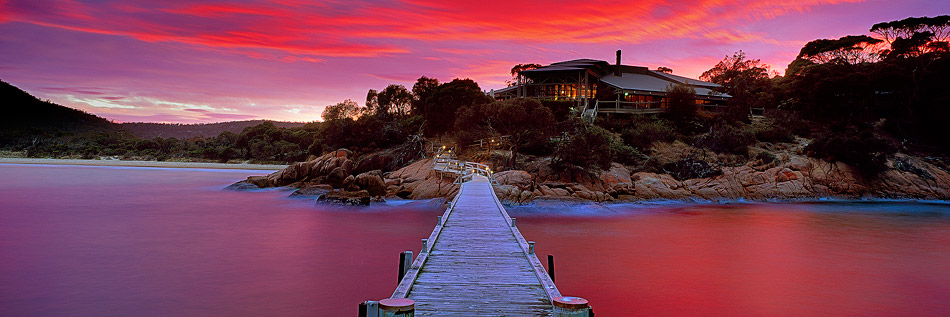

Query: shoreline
[{"left": 0, "top": 158, "right": 288, "bottom": 170}]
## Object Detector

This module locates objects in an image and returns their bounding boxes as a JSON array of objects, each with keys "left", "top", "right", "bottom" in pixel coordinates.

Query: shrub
[
  {"left": 805, "top": 128, "right": 898, "bottom": 175},
  {"left": 553, "top": 121, "right": 620, "bottom": 170},
  {"left": 621, "top": 120, "right": 676, "bottom": 150},
  {"left": 754, "top": 124, "right": 793, "bottom": 143},
  {"left": 753, "top": 151, "right": 777, "bottom": 165},
  {"left": 697, "top": 124, "right": 756, "bottom": 155},
  {"left": 662, "top": 158, "right": 723, "bottom": 180}
]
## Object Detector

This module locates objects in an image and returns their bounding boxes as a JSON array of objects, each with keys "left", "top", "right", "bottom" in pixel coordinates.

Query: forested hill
[
  {"left": 122, "top": 120, "right": 306, "bottom": 139},
  {"left": 0, "top": 80, "right": 117, "bottom": 133}
]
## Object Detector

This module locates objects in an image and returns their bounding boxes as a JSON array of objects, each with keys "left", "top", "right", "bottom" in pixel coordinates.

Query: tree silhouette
[
  {"left": 411, "top": 76, "right": 439, "bottom": 116},
  {"left": 321, "top": 99, "right": 363, "bottom": 122},
  {"left": 700, "top": 50, "right": 774, "bottom": 120}
]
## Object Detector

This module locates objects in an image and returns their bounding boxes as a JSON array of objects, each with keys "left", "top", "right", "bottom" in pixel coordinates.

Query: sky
[{"left": 0, "top": 0, "right": 947, "bottom": 123}]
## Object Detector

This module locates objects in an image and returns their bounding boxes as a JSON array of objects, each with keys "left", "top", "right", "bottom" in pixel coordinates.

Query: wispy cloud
[{"left": 2, "top": 0, "right": 937, "bottom": 123}]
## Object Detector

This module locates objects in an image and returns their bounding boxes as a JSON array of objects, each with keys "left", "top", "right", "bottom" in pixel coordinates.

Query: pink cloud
[{"left": 2, "top": 0, "right": 944, "bottom": 123}]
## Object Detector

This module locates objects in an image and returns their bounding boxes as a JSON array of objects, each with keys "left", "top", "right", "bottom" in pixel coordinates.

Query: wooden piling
[
  {"left": 553, "top": 296, "right": 590, "bottom": 317},
  {"left": 398, "top": 251, "right": 412, "bottom": 283},
  {"left": 547, "top": 254, "right": 555, "bottom": 283},
  {"left": 378, "top": 298, "right": 414, "bottom": 316}
]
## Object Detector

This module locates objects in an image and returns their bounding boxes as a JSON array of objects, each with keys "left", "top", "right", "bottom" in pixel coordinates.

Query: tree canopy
[
  {"left": 700, "top": 50, "right": 775, "bottom": 120},
  {"left": 422, "top": 78, "right": 492, "bottom": 136},
  {"left": 321, "top": 99, "right": 363, "bottom": 122},
  {"left": 797, "top": 35, "right": 884, "bottom": 64}
]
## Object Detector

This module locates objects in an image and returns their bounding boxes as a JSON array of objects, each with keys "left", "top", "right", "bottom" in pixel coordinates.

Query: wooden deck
[{"left": 391, "top": 175, "right": 559, "bottom": 316}]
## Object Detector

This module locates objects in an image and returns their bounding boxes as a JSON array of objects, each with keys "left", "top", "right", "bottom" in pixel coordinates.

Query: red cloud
[{"left": 2, "top": 0, "right": 863, "bottom": 61}]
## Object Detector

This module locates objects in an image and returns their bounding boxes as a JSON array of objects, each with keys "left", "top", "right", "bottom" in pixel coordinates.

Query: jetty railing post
[
  {"left": 398, "top": 251, "right": 412, "bottom": 283},
  {"left": 511, "top": 217, "right": 516, "bottom": 227},
  {"left": 547, "top": 254, "right": 555, "bottom": 283},
  {"left": 528, "top": 241, "right": 535, "bottom": 255},
  {"left": 360, "top": 300, "right": 380, "bottom": 317},
  {"left": 437, "top": 215, "right": 443, "bottom": 226},
  {"left": 421, "top": 239, "right": 428, "bottom": 253}
]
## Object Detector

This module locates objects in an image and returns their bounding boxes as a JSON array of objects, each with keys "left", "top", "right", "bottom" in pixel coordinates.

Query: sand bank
[{"left": 0, "top": 158, "right": 287, "bottom": 170}]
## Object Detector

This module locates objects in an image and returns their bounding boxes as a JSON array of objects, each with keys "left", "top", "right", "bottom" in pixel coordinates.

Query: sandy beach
[{"left": 0, "top": 158, "right": 287, "bottom": 170}]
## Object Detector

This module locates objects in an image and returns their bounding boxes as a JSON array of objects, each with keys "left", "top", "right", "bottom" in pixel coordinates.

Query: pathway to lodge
[{"left": 360, "top": 151, "right": 591, "bottom": 316}]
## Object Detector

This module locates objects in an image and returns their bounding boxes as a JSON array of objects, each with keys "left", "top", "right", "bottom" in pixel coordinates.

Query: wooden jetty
[{"left": 361, "top": 152, "right": 591, "bottom": 316}]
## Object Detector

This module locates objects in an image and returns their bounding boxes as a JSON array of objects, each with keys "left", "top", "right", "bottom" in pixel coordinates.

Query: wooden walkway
[{"left": 391, "top": 175, "right": 560, "bottom": 316}]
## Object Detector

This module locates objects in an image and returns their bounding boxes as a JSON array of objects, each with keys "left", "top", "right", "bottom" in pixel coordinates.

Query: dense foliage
[{"left": 805, "top": 126, "right": 898, "bottom": 175}]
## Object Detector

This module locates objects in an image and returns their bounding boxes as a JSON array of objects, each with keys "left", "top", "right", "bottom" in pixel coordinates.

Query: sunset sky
[{"left": 1, "top": 0, "right": 946, "bottom": 123}]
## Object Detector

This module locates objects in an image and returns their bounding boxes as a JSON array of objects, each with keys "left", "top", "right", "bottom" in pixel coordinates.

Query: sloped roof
[
  {"left": 649, "top": 71, "right": 721, "bottom": 88},
  {"left": 520, "top": 59, "right": 610, "bottom": 74},
  {"left": 600, "top": 74, "right": 729, "bottom": 98}
]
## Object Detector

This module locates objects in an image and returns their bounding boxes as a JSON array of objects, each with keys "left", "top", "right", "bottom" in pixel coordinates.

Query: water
[{"left": 2, "top": 164, "right": 949, "bottom": 315}]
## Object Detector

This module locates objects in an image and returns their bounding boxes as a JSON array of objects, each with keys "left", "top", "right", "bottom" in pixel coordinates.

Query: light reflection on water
[{"left": 1, "top": 164, "right": 949, "bottom": 316}]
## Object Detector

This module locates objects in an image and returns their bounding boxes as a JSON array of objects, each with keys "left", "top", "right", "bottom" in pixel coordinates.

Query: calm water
[{"left": 1, "top": 164, "right": 949, "bottom": 316}]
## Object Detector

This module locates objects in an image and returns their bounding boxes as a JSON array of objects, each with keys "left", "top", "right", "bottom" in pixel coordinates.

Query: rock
[
  {"left": 396, "top": 187, "right": 413, "bottom": 199},
  {"left": 786, "top": 155, "right": 812, "bottom": 171},
  {"left": 224, "top": 180, "right": 261, "bottom": 191},
  {"left": 354, "top": 152, "right": 395, "bottom": 175},
  {"left": 495, "top": 170, "right": 532, "bottom": 189},
  {"left": 409, "top": 178, "right": 458, "bottom": 199},
  {"left": 387, "top": 158, "right": 434, "bottom": 183},
  {"left": 519, "top": 190, "right": 534, "bottom": 202},
  {"left": 246, "top": 176, "right": 273, "bottom": 188},
  {"left": 274, "top": 161, "right": 311, "bottom": 186},
  {"left": 327, "top": 166, "right": 348, "bottom": 188},
  {"left": 317, "top": 190, "right": 370, "bottom": 206},
  {"left": 550, "top": 188, "right": 570, "bottom": 197},
  {"left": 600, "top": 163, "right": 632, "bottom": 187},
  {"left": 343, "top": 175, "right": 360, "bottom": 191},
  {"left": 775, "top": 168, "right": 799, "bottom": 183},
  {"left": 355, "top": 170, "right": 387, "bottom": 196},
  {"left": 289, "top": 184, "right": 333, "bottom": 198}
]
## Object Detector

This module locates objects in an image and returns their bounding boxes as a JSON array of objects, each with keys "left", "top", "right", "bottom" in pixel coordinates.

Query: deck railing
[{"left": 431, "top": 147, "right": 497, "bottom": 185}]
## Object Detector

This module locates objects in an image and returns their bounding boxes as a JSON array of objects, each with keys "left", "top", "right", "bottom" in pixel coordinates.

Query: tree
[
  {"left": 871, "top": 15, "right": 950, "bottom": 43},
  {"left": 655, "top": 66, "right": 673, "bottom": 73},
  {"left": 411, "top": 76, "right": 439, "bottom": 116},
  {"left": 665, "top": 83, "right": 697, "bottom": 119},
  {"left": 365, "top": 89, "right": 379, "bottom": 116},
  {"left": 423, "top": 78, "right": 492, "bottom": 136},
  {"left": 700, "top": 50, "right": 775, "bottom": 121},
  {"left": 797, "top": 35, "right": 883, "bottom": 64},
  {"left": 455, "top": 98, "right": 556, "bottom": 165},
  {"left": 508, "top": 63, "right": 542, "bottom": 86},
  {"left": 321, "top": 99, "right": 363, "bottom": 122},
  {"left": 377, "top": 84, "right": 413, "bottom": 116}
]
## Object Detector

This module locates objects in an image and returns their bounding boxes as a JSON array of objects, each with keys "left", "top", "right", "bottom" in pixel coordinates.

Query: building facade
[{"left": 492, "top": 51, "right": 729, "bottom": 117}]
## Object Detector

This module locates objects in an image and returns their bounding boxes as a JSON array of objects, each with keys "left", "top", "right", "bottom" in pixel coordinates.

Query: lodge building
[{"left": 492, "top": 51, "right": 729, "bottom": 118}]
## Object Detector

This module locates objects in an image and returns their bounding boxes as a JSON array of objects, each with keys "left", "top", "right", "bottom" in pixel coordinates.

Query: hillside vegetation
[{"left": 122, "top": 120, "right": 305, "bottom": 139}]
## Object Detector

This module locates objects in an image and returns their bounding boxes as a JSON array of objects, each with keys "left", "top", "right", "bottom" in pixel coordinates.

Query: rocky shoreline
[{"left": 227, "top": 147, "right": 950, "bottom": 206}]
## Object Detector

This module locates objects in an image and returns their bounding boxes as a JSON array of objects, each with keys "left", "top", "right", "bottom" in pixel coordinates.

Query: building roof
[
  {"left": 649, "top": 71, "right": 722, "bottom": 89},
  {"left": 510, "top": 57, "right": 729, "bottom": 99},
  {"left": 520, "top": 59, "right": 611, "bottom": 75},
  {"left": 491, "top": 85, "right": 517, "bottom": 95},
  {"left": 600, "top": 73, "right": 729, "bottom": 98}
]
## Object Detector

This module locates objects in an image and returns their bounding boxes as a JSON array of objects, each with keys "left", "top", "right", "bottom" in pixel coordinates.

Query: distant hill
[
  {"left": 0, "top": 79, "right": 118, "bottom": 133},
  {"left": 121, "top": 120, "right": 308, "bottom": 139}
]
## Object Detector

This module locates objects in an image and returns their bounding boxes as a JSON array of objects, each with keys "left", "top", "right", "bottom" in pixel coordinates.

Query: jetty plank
[{"left": 396, "top": 175, "right": 557, "bottom": 316}]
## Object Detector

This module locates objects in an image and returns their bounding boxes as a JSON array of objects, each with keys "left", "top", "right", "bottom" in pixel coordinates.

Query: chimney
[{"left": 615, "top": 50, "right": 622, "bottom": 77}]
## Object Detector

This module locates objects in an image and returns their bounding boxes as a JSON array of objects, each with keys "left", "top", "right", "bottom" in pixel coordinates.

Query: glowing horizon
[{"left": 1, "top": 0, "right": 946, "bottom": 123}]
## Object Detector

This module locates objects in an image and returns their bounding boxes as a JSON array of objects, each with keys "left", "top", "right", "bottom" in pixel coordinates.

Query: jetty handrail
[
  {"left": 390, "top": 184, "right": 464, "bottom": 299},
  {"left": 430, "top": 149, "right": 497, "bottom": 185},
  {"left": 486, "top": 176, "right": 562, "bottom": 302}
]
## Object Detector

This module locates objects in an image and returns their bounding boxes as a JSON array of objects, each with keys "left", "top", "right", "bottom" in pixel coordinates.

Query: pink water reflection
[{"left": 2, "top": 164, "right": 949, "bottom": 316}]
